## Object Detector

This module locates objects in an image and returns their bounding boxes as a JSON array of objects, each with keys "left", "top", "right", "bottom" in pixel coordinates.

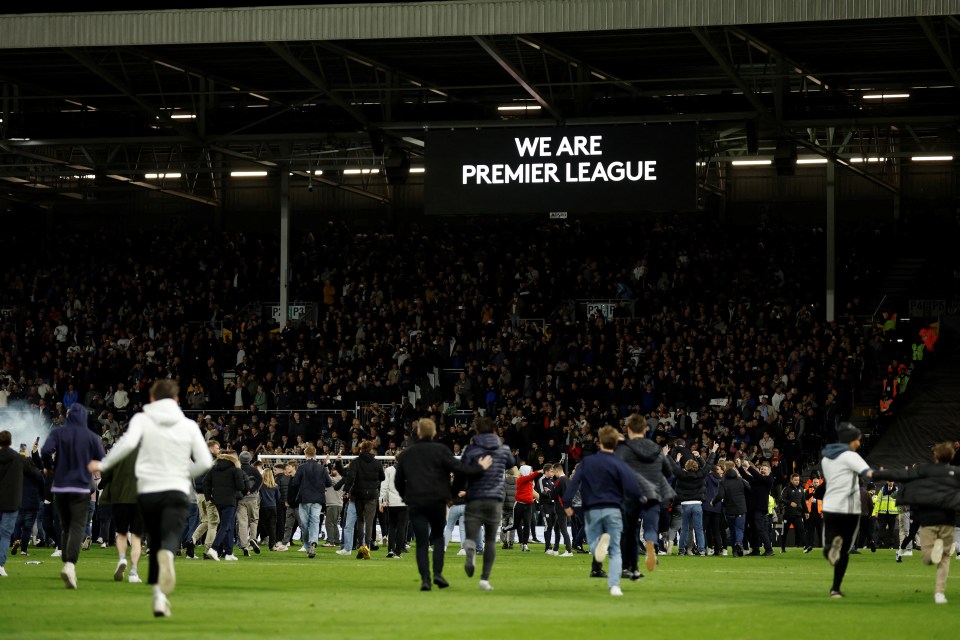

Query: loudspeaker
[
  {"left": 774, "top": 141, "right": 797, "bottom": 176},
  {"left": 746, "top": 121, "right": 759, "bottom": 155},
  {"left": 384, "top": 149, "right": 410, "bottom": 185}
]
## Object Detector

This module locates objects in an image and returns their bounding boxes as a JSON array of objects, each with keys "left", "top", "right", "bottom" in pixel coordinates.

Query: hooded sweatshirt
[
  {"left": 461, "top": 432, "right": 515, "bottom": 502},
  {"left": 820, "top": 443, "right": 870, "bottom": 515},
  {"left": 100, "top": 397, "right": 213, "bottom": 496},
  {"left": 42, "top": 404, "right": 105, "bottom": 494},
  {"left": 614, "top": 436, "right": 679, "bottom": 504}
]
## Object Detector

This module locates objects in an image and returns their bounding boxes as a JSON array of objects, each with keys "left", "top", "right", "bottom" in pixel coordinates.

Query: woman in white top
[{"left": 819, "top": 423, "right": 893, "bottom": 598}]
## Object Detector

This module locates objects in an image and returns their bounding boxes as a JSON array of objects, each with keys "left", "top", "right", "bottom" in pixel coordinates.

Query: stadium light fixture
[
  {"left": 230, "top": 171, "right": 268, "bottom": 177},
  {"left": 409, "top": 167, "right": 425, "bottom": 174},
  {"left": 848, "top": 157, "right": 887, "bottom": 163},
  {"left": 796, "top": 158, "right": 828, "bottom": 165},
  {"left": 731, "top": 159, "right": 772, "bottom": 166},
  {"left": 862, "top": 93, "right": 909, "bottom": 100},
  {"left": 145, "top": 173, "right": 182, "bottom": 179},
  {"left": 343, "top": 169, "right": 379, "bottom": 175},
  {"left": 911, "top": 155, "right": 953, "bottom": 162},
  {"left": 498, "top": 104, "right": 542, "bottom": 112}
]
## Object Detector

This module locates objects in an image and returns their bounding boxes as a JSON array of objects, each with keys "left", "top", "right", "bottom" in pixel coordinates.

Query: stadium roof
[{"left": 1, "top": 0, "right": 959, "bottom": 208}]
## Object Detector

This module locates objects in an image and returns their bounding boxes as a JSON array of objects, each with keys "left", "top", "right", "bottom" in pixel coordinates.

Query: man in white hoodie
[{"left": 89, "top": 379, "right": 213, "bottom": 618}]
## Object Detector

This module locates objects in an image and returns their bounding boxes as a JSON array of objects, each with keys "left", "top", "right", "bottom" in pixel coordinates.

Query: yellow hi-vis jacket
[{"left": 872, "top": 490, "right": 899, "bottom": 516}]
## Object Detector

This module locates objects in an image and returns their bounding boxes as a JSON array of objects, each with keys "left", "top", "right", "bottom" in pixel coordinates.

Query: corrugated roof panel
[{"left": 2, "top": 0, "right": 960, "bottom": 48}]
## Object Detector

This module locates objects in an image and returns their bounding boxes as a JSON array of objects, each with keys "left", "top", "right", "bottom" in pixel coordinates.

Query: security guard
[{"left": 872, "top": 480, "right": 899, "bottom": 549}]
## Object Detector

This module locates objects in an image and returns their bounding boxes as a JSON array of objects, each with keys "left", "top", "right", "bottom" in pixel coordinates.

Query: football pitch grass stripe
[{"left": 1, "top": 546, "right": 954, "bottom": 639}]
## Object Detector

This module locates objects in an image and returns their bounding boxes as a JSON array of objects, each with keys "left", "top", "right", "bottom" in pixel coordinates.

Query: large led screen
[{"left": 424, "top": 124, "right": 697, "bottom": 215}]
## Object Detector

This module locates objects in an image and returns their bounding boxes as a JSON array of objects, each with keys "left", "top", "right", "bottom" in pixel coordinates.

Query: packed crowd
[{"left": 0, "top": 215, "right": 954, "bottom": 608}]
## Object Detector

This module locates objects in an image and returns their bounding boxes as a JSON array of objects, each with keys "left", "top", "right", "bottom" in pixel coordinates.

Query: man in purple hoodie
[{"left": 41, "top": 404, "right": 105, "bottom": 589}]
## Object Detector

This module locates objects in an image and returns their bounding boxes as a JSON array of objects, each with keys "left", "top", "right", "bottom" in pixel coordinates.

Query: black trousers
[
  {"left": 552, "top": 505, "right": 572, "bottom": 552},
  {"left": 513, "top": 502, "right": 534, "bottom": 545},
  {"left": 704, "top": 511, "right": 726, "bottom": 553},
  {"left": 464, "top": 499, "right": 501, "bottom": 581},
  {"left": 54, "top": 493, "right": 89, "bottom": 564},
  {"left": 620, "top": 500, "right": 641, "bottom": 572},
  {"left": 138, "top": 491, "right": 189, "bottom": 586},
  {"left": 806, "top": 514, "right": 823, "bottom": 548},
  {"left": 408, "top": 502, "right": 447, "bottom": 582},
  {"left": 823, "top": 512, "right": 860, "bottom": 592},
  {"left": 258, "top": 507, "right": 277, "bottom": 547},
  {"left": 388, "top": 506, "right": 408, "bottom": 556},
  {"left": 781, "top": 513, "right": 806, "bottom": 550}
]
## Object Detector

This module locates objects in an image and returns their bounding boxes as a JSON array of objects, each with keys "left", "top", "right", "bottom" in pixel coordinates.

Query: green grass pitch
[{"left": 1, "top": 544, "right": 955, "bottom": 639}]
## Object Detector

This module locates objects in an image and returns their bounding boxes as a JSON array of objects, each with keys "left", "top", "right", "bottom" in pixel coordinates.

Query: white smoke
[{"left": 0, "top": 401, "right": 55, "bottom": 452}]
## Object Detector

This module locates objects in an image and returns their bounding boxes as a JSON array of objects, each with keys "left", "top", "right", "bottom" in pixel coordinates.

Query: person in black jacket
[
  {"left": 203, "top": 452, "right": 246, "bottom": 561},
  {"left": 712, "top": 460, "right": 749, "bottom": 556},
  {"left": 743, "top": 460, "right": 775, "bottom": 556},
  {"left": 290, "top": 445, "right": 332, "bottom": 558},
  {"left": 1, "top": 430, "right": 42, "bottom": 577},
  {"left": 675, "top": 443, "right": 718, "bottom": 555},
  {"left": 10, "top": 445, "right": 44, "bottom": 560},
  {"left": 615, "top": 414, "right": 679, "bottom": 577},
  {"left": 394, "top": 418, "right": 491, "bottom": 591},
  {"left": 342, "top": 441, "right": 384, "bottom": 556},
  {"left": 780, "top": 473, "right": 807, "bottom": 553}
]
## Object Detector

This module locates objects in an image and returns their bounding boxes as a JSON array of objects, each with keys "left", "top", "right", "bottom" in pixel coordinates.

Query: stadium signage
[{"left": 425, "top": 124, "right": 696, "bottom": 214}]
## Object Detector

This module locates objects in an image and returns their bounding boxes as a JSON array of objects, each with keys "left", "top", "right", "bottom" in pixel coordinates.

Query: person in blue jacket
[{"left": 563, "top": 425, "right": 645, "bottom": 597}]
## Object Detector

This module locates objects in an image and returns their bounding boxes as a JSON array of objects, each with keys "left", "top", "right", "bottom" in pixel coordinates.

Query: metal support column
[
  {"left": 279, "top": 167, "right": 290, "bottom": 331},
  {"left": 826, "top": 160, "right": 836, "bottom": 322}
]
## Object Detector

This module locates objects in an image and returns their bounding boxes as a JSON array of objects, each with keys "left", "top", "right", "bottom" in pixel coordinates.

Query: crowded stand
[{"left": 1, "top": 215, "right": 956, "bottom": 596}]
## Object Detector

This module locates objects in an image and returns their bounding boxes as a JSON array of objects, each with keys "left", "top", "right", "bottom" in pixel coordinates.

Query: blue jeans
[
  {"left": 341, "top": 501, "right": 358, "bottom": 552},
  {"left": 0, "top": 510, "right": 18, "bottom": 567},
  {"left": 13, "top": 509, "right": 39, "bottom": 554},
  {"left": 639, "top": 503, "right": 661, "bottom": 546},
  {"left": 212, "top": 505, "right": 237, "bottom": 556},
  {"left": 725, "top": 513, "right": 746, "bottom": 546},
  {"left": 679, "top": 503, "right": 705, "bottom": 552},
  {"left": 85, "top": 500, "right": 96, "bottom": 538},
  {"left": 584, "top": 508, "right": 623, "bottom": 588},
  {"left": 299, "top": 502, "right": 322, "bottom": 546},
  {"left": 183, "top": 502, "right": 199, "bottom": 545},
  {"left": 445, "top": 504, "right": 465, "bottom": 549}
]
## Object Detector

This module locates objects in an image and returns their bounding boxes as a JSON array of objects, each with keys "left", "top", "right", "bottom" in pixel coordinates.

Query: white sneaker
[
  {"left": 594, "top": 533, "right": 610, "bottom": 563},
  {"left": 60, "top": 562, "right": 78, "bottom": 589},
  {"left": 157, "top": 549, "right": 176, "bottom": 595},
  {"left": 129, "top": 574, "right": 142, "bottom": 584},
  {"left": 0, "top": 566, "right": 7, "bottom": 577},
  {"left": 721, "top": 549, "right": 729, "bottom": 557},
  {"left": 457, "top": 549, "right": 467, "bottom": 556},
  {"left": 100, "top": 543, "right": 108, "bottom": 549},
  {"left": 223, "top": 554, "right": 239, "bottom": 561},
  {"left": 931, "top": 539, "right": 944, "bottom": 564},
  {"left": 903, "top": 549, "right": 914, "bottom": 557},
  {"left": 152, "top": 593, "right": 171, "bottom": 618},
  {"left": 827, "top": 536, "right": 843, "bottom": 566},
  {"left": 298, "top": 545, "right": 308, "bottom": 552},
  {"left": 336, "top": 549, "right": 352, "bottom": 556},
  {"left": 51, "top": 549, "right": 62, "bottom": 558},
  {"left": 205, "top": 548, "right": 220, "bottom": 562},
  {"left": 610, "top": 585, "right": 623, "bottom": 597},
  {"left": 935, "top": 592, "right": 948, "bottom": 605},
  {"left": 114, "top": 558, "right": 127, "bottom": 582},
  {"left": 559, "top": 551, "right": 574, "bottom": 557},
  {"left": 479, "top": 580, "right": 494, "bottom": 591},
  {"left": 706, "top": 548, "right": 715, "bottom": 556}
]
